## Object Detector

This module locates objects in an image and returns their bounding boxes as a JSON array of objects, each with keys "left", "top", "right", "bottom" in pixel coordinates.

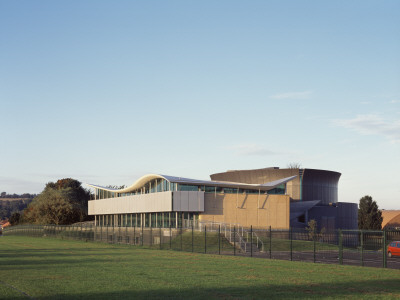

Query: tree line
[
  {"left": 0, "top": 192, "right": 37, "bottom": 199},
  {"left": 0, "top": 199, "right": 33, "bottom": 220},
  {"left": 4, "top": 178, "right": 93, "bottom": 226}
]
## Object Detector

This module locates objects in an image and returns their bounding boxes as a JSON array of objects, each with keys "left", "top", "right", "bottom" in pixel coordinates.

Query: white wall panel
[
  {"left": 172, "top": 192, "right": 180, "bottom": 211},
  {"left": 88, "top": 191, "right": 205, "bottom": 215},
  {"left": 88, "top": 191, "right": 173, "bottom": 215},
  {"left": 172, "top": 191, "right": 204, "bottom": 212},
  {"left": 180, "top": 191, "right": 189, "bottom": 211}
]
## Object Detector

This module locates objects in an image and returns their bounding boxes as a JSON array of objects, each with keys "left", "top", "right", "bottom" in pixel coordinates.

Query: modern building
[
  {"left": 382, "top": 210, "right": 400, "bottom": 229},
  {"left": 211, "top": 167, "right": 358, "bottom": 230},
  {"left": 87, "top": 167, "right": 358, "bottom": 230}
]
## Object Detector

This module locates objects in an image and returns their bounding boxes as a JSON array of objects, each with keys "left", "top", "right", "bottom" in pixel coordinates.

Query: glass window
[
  {"left": 267, "top": 184, "right": 286, "bottom": 195},
  {"left": 163, "top": 212, "right": 169, "bottom": 228},
  {"left": 205, "top": 186, "right": 215, "bottom": 193},
  {"left": 215, "top": 186, "right": 223, "bottom": 193},
  {"left": 163, "top": 180, "right": 168, "bottom": 192},
  {"left": 157, "top": 212, "right": 162, "bottom": 227},
  {"left": 132, "top": 214, "right": 136, "bottom": 227},
  {"left": 169, "top": 212, "right": 176, "bottom": 227},
  {"left": 170, "top": 182, "right": 177, "bottom": 191},
  {"left": 179, "top": 184, "right": 199, "bottom": 191},
  {"left": 177, "top": 212, "right": 182, "bottom": 228},
  {"left": 156, "top": 180, "right": 162, "bottom": 192},
  {"left": 224, "top": 188, "right": 238, "bottom": 193}
]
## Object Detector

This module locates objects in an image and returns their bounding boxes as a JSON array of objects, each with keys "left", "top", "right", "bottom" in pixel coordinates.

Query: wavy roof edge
[{"left": 86, "top": 174, "right": 297, "bottom": 193}]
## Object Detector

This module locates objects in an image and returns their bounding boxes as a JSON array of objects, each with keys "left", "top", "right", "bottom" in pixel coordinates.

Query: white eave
[{"left": 87, "top": 174, "right": 297, "bottom": 193}]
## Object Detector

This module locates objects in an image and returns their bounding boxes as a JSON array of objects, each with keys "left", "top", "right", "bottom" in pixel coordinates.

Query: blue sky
[{"left": 1, "top": 1, "right": 399, "bottom": 209}]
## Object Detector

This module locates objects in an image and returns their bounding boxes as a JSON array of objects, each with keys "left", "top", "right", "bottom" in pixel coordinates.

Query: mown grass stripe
[{"left": 0, "top": 279, "right": 36, "bottom": 299}]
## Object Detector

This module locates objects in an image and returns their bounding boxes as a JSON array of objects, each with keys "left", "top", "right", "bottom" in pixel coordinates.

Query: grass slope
[{"left": 1, "top": 236, "right": 400, "bottom": 299}]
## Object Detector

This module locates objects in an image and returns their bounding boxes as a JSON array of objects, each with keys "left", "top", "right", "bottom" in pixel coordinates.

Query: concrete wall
[
  {"left": 88, "top": 191, "right": 204, "bottom": 215},
  {"left": 199, "top": 193, "right": 290, "bottom": 229}
]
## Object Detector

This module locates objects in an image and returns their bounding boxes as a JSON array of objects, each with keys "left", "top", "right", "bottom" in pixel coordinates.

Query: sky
[{"left": 1, "top": 1, "right": 399, "bottom": 209}]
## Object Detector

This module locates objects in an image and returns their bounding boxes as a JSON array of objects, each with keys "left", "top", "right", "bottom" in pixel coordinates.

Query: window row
[
  {"left": 96, "top": 212, "right": 199, "bottom": 228},
  {"left": 95, "top": 181, "right": 286, "bottom": 199}
]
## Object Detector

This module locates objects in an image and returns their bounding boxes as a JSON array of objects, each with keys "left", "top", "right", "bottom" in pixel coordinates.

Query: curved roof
[
  {"left": 382, "top": 210, "right": 400, "bottom": 228},
  {"left": 87, "top": 174, "right": 297, "bottom": 193}
]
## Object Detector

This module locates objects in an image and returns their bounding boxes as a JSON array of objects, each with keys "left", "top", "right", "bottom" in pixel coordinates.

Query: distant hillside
[
  {"left": 0, "top": 198, "right": 33, "bottom": 220},
  {"left": 0, "top": 198, "right": 34, "bottom": 202}
]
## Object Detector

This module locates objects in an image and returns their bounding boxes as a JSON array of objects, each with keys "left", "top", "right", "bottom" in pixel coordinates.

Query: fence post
[
  {"left": 106, "top": 225, "right": 109, "bottom": 243},
  {"left": 180, "top": 226, "right": 183, "bottom": 251},
  {"left": 218, "top": 225, "right": 221, "bottom": 255},
  {"left": 290, "top": 227, "right": 293, "bottom": 261},
  {"left": 141, "top": 223, "right": 144, "bottom": 246},
  {"left": 205, "top": 225, "right": 207, "bottom": 254},
  {"left": 250, "top": 225, "right": 253, "bottom": 257},
  {"left": 313, "top": 226, "right": 316, "bottom": 263},
  {"left": 169, "top": 225, "right": 172, "bottom": 249},
  {"left": 234, "top": 226, "right": 236, "bottom": 256},
  {"left": 192, "top": 224, "right": 194, "bottom": 253},
  {"left": 338, "top": 229, "right": 343, "bottom": 265},
  {"left": 383, "top": 230, "right": 387, "bottom": 268},
  {"left": 150, "top": 225, "right": 153, "bottom": 247},
  {"left": 269, "top": 225, "right": 272, "bottom": 259},
  {"left": 81, "top": 223, "right": 83, "bottom": 240},
  {"left": 160, "top": 226, "right": 162, "bottom": 250},
  {"left": 361, "top": 230, "right": 364, "bottom": 267}
]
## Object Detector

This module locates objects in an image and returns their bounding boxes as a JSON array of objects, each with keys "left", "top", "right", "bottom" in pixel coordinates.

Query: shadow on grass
[{"left": 11, "top": 278, "right": 400, "bottom": 300}]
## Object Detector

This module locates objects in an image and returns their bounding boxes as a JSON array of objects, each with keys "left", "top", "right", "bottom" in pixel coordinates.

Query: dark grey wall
[
  {"left": 308, "top": 202, "right": 358, "bottom": 230},
  {"left": 302, "top": 169, "right": 341, "bottom": 204}
]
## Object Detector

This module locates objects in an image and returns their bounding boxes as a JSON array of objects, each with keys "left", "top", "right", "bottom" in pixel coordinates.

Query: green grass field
[{"left": 1, "top": 236, "right": 400, "bottom": 299}]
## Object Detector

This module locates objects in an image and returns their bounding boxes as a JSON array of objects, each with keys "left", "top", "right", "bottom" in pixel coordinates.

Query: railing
[
  {"left": 3, "top": 225, "right": 400, "bottom": 269},
  {"left": 246, "top": 231, "right": 264, "bottom": 252}
]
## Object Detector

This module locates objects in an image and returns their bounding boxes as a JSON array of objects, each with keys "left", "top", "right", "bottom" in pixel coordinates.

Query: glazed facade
[{"left": 88, "top": 173, "right": 295, "bottom": 229}]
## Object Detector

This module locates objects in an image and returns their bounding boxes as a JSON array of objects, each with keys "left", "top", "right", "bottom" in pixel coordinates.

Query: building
[
  {"left": 87, "top": 167, "right": 358, "bottom": 230},
  {"left": 211, "top": 167, "right": 358, "bottom": 230},
  {"left": 382, "top": 210, "right": 400, "bottom": 230}
]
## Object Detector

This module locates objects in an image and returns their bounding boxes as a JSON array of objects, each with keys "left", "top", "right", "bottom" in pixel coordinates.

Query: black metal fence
[{"left": 3, "top": 224, "right": 400, "bottom": 269}]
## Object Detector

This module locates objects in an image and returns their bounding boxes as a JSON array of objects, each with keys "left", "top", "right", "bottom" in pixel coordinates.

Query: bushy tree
[
  {"left": 358, "top": 195, "right": 382, "bottom": 230},
  {"left": 23, "top": 178, "right": 91, "bottom": 225},
  {"left": 306, "top": 219, "right": 326, "bottom": 240},
  {"left": 9, "top": 212, "right": 21, "bottom": 225}
]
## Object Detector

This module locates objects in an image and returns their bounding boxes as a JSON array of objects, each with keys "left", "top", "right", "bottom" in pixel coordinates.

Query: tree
[
  {"left": 9, "top": 212, "right": 21, "bottom": 225},
  {"left": 287, "top": 162, "right": 302, "bottom": 169},
  {"left": 358, "top": 195, "right": 382, "bottom": 230},
  {"left": 306, "top": 219, "right": 325, "bottom": 241},
  {"left": 23, "top": 178, "right": 92, "bottom": 225}
]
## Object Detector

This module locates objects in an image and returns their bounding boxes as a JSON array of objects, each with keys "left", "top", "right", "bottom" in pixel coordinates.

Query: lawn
[{"left": 1, "top": 236, "right": 400, "bottom": 299}]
